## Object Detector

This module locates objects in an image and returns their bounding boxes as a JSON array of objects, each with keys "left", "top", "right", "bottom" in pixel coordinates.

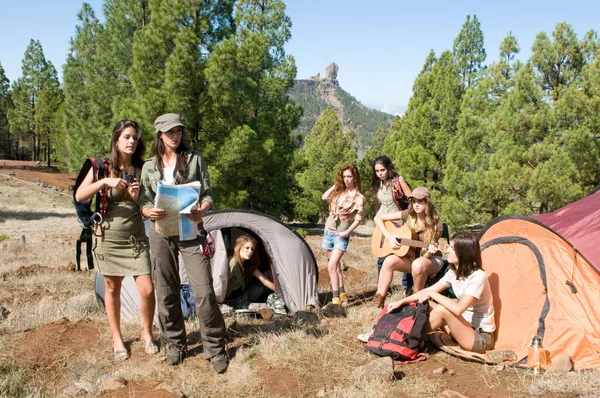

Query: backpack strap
[{"left": 409, "top": 300, "right": 430, "bottom": 341}]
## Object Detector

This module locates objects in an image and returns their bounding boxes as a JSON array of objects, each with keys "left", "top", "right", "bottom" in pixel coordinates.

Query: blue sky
[{"left": 1, "top": 0, "right": 599, "bottom": 114}]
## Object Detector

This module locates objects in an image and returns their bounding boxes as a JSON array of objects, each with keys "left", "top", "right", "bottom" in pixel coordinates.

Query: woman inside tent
[
  {"left": 373, "top": 186, "right": 444, "bottom": 308},
  {"left": 225, "top": 234, "right": 275, "bottom": 308},
  {"left": 385, "top": 232, "right": 495, "bottom": 353},
  {"left": 75, "top": 120, "right": 158, "bottom": 361},
  {"left": 322, "top": 163, "right": 364, "bottom": 306}
]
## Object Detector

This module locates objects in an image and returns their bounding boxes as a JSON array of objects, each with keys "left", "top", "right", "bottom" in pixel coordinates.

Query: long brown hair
[
  {"left": 406, "top": 196, "right": 440, "bottom": 243},
  {"left": 109, "top": 120, "right": 145, "bottom": 177},
  {"left": 449, "top": 232, "right": 482, "bottom": 279},
  {"left": 330, "top": 163, "right": 362, "bottom": 203},
  {"left": 370, "top": 155, "right": 398, "bottom": 191},
  {"left": 151, "top": 127, "right": 190, "bottom": 184},
  {"left": 233, "top": 234, "right": 259, "bottom": 280}
]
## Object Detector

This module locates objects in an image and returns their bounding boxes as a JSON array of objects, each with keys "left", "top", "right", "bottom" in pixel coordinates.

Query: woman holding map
[
  {"left": 74, "top": 120, "right": 158, "bottom": 361},
  {"left": 139, "top": 113, "right": 228, "bottom": 373}
]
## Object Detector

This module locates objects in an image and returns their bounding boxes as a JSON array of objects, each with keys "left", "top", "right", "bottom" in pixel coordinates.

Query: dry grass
[{"left": 1, "top": 177, "right": 599, "bottom": 397}]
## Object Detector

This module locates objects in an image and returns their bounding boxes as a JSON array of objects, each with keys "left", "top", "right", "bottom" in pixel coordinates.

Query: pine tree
[
  {"left": 453, "top": 15, "right": 486, "bottom": 93},
  {"left": 442, "top": 33, "right": 522, "bottom": 227},
  {"left": 64, "top": 1, "right": 146, "bottom": 170},
  {"left": 383, "top": 50, "right": 461, "bottom": 194},
  {"left": 294, "top": 107, "right": 357, "bottom": 222},
  {"left": 0, "top": 62, "right": 11, "bottom": 158},
  {"left": 359, "top": 122, "right": 388, "bottom": 220},
  {"left": 203, "top": 0, "right": 301, "bottom": 216},
  {"left": 63, "top": 3, "right": 106, "bottom": 170},
  {"left": 7, "top": 40, "right": 60, "bottom": 161}
]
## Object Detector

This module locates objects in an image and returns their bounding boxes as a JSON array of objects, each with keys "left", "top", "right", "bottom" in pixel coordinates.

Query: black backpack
[
  {"left": 72, "top": 158, "right": 109, "bottom": 271},
  {"left": 365, "top": 300, "right": 429, "bottom": 363}
]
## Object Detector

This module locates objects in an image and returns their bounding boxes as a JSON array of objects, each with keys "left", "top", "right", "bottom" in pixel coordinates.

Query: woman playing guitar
[{"left": 372, "top": 186, "right": 444, "bottom": 308}]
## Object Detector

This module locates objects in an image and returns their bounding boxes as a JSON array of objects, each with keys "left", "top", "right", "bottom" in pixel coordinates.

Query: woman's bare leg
[
  {"left": 104, "top": 276, "right": 125, "bottom": 350},
  {"left": 376, "top": 255, "right": 412, "bottom": 297},
  {"left": 327, "top": 249, "right": 344, "bottom": 292},
  {"left": 427, "top": 302, "right": 476, "bottom": 351},
  {"left": 411, "top": 257, "right": 443, "bottom": 292},
  {"left": 134, "top": 274, "right": 155, "bottom": 343}
]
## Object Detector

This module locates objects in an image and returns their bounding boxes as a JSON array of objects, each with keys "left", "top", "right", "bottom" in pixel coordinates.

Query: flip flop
[
  {"left": 114, "top": 347, "right": 130, "bottom": 361},
  {"left": 144, "top": 340, "right": 159, "bottom": 355}
]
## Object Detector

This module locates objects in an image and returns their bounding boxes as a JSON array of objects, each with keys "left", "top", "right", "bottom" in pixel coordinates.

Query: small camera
[{"left": 121, "top": 170, "right": 136, "bottom": 184}]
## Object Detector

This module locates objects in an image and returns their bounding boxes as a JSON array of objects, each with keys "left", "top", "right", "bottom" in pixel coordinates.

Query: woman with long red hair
[{"left": 321, "top": 163, "right": 364, "bottom": 306}]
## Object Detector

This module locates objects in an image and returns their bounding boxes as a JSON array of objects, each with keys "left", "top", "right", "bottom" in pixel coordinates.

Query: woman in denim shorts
[{"left": 321, "top": 163, "right": 365, "bottom": 306}]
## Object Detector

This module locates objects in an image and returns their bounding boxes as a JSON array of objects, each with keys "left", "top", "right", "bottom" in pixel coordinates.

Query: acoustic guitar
[{"left": 371, "top": 220, "right": 448, "bottom": 258}]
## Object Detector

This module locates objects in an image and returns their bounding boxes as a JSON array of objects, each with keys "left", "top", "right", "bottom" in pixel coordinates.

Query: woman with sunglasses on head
[
  {"left": 75, "top": 120, "right": 158, "bottom": 361},
  {"left": 385, "top": 232, "right": 495, "bottom": 353},
  {"left": 372, "top": 186, "right": 444, "bottom": 308},
  {"left": 321, "top": 163, "right": 365, "bottom": 306},
  {"left": 139, "top": 113, "right": 228, "bottom": 373}
]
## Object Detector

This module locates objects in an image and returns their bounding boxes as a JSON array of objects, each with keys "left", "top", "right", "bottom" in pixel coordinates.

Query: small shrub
[{"left": 0, "top": 234, "right": 9, "bottom": 243}]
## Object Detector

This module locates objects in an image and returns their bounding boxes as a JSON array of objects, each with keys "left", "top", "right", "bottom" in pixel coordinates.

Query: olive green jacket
[{"left": 139, "top": 150, "right": 214, "bottom": 211}]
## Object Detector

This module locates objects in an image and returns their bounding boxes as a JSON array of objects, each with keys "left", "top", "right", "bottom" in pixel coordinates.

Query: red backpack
[{"left": 365, "top": 301, "right": 429, "bottom": 363}]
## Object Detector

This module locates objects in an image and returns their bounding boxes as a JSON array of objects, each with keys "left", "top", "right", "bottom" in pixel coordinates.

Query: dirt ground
[
  {"left": 0, "top": 159, "right": 77, "bottom": 192},
  {"left": 0, "top": 161, "right": 596, "bottom": 398}
]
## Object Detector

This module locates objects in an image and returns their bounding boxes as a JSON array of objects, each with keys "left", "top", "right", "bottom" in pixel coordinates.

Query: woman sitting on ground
[
  {"left": 226, "top": 234, "right": 275, "bottom": 308},
  {"left": 373, "top": 186, "right": 443, "bottom": 308},
  {"left": 386, "top": 232, "right": 495, "bottom": 353}
]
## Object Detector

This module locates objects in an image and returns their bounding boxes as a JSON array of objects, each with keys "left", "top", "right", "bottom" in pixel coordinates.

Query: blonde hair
[
  {"left": 233, "top": 234, "right": 258, "bottom": 277},
  {"left": 406, "top": 197, "right": 440, "bottom": 243}
]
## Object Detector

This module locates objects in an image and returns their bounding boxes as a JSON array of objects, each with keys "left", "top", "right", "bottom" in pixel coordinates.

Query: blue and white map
[{"left": 154, "top": 181, "right": 201, "bottom": 240}]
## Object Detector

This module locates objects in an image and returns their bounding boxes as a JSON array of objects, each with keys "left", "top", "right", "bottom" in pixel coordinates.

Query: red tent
[{"left": 534, "top": 190, "right": 600, "bottom": 271}]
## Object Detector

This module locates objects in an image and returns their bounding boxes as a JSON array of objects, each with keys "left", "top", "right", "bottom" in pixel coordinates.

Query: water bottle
[{"left": 527, "top": 335, "right": 548, "bottom": 374}]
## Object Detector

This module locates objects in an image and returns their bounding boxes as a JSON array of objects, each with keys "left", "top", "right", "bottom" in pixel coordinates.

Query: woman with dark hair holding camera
[
  {"left": 139, "top": 113, "right": 228, "bottom": 373},
  {"left": 75, "top": 120, "right": 158, "bottom": 361},
  {"left": 385, "top": 232, "right": 495, "bottom": 353}
]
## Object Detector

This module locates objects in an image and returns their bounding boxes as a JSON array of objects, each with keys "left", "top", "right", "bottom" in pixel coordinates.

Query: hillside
[{"left": 288, "top": 63, "right": 395, "bottom": 155}]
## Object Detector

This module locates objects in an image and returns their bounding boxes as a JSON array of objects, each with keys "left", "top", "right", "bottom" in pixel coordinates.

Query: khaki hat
[
  {"left": 410, "top": 186, "right": 430, "bottom": 200},
  {"left": 154, "top": 113, "right": 185, "bottom": 134}
]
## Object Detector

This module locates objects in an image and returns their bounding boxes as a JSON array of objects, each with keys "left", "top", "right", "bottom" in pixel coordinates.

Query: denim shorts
[{"left": 321, "top": 230, "right": 349, "bottom": 252}]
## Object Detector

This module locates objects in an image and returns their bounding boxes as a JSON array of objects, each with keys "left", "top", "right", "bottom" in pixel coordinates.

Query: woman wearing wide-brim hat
[{"left": 139, "top": 113, "right": 228, "bottom": 373}]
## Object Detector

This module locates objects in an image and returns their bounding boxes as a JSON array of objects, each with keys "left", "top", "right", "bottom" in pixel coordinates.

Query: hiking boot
[
  {"left": 331, "top": 296, "right": 341, "bottom": 305},
  {"left": 339, "top": 292, "right": 349, "bottom": 307},
  {"left": 166, "top": 348, "right": 185, "bottom": 366},
  {"left": 373, "top": 293, "right": 386, "bottom": 308},
  {"left": 211, "top": 354, "right": 229, "bottom": 374}
]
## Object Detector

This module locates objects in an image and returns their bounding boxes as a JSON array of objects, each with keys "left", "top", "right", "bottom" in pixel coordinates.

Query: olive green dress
[{"left": 93, "top": 188, "right": 151, "bottom": 276}]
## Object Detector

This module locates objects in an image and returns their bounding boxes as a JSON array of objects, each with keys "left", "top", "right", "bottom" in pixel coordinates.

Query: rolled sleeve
[
  {"left": 196, "top": 155, "right": 214, "bottom": 207},
  {"left": 139, "top": 160, "right": 156, "bottom": 211}
]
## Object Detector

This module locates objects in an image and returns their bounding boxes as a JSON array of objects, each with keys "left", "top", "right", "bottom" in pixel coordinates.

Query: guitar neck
[{"left": 398, "top": 238, "right": 429, "bottom": 249}]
